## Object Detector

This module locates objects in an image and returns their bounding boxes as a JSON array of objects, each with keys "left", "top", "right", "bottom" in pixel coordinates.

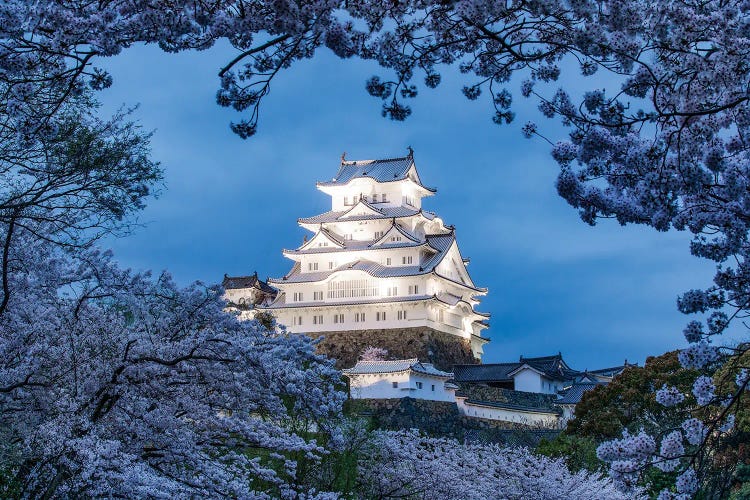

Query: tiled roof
[
  {"left": 557, "top": 382, "right": 601, "bottom": 405},
  {"left": 452, "top": 363, "right": 521, "bottom": 383},
  {"left": 222, "top": 274, "right": 277, "bottom": 294},
  {"left": 575, "top": 372, "right": 614, "bottom": 383},
  {"left": 270, "top": 233, "right": 456, "bottom": 284},
  {"left": 588, "top": 364, "right": 633, "bottom": 377},
  {"left": 342, "top": 358, "right": 452, "bottom": 377},
  {"left": 411, "top": 362, "right": 453, "bottom": 377},
  {"left": 435, "top": 292, "right": 462, "bottom": 306},
  {"left": 372, "top": 222, "right": 421, "bottom": 246},
  {"left": 515, "top": 354, "right": 581, "bottom": 381},
  {"left": 343, "top": 358, "right": 417, "bottom": 374},
  {"left": 287, "top": 221, "right": 435, "bottom": 256},
  {"left": 317, "top": 156, "right": 436, "bottom": 192},
  {"left": 283, "top": 239, "right": 425, "bottom": 255},
  {"left": 456, "top": 385, "right": 562, "bottom": 414},
  {"left": 298, "top": 205, "right": 436, "bottom": 225}
]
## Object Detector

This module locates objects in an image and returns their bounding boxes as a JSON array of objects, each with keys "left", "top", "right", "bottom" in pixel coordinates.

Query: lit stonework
[{"left": 258, "top": 152, "right": 490, "bottom": 361}]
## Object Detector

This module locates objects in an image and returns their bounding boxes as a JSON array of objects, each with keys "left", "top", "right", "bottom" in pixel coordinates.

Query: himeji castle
[{"left": 226, "top": 150, "right": 490, "bottom": 368}]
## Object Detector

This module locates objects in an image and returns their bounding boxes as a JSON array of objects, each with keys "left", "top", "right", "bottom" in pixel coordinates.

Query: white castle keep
[{"left": 246, "top": 151, "right": 491, "bottom": 361}]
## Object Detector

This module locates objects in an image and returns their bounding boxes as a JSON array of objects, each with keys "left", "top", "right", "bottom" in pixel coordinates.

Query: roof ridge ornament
[
  {"left": 407, "top": 145, "right": 414, "bottom": 158},
  {"left": 340, "top": 151, "right": 346, "bottom": 164}
]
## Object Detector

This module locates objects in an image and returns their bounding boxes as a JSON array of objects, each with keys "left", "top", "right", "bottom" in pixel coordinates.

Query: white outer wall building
[
  {"left": 343, "top": 359, "right": 455, "bottom": 402},
  {"left": 455, "top": 397, "right": 561, "bottom": 427},
  {"left": 511, "top": 368, "right": 567, "bottom": 395}
]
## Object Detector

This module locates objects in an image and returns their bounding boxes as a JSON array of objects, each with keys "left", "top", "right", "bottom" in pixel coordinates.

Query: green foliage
[
  {"left": 253, "top": 311, "right": 276, "bottom": 331},
  {"left": 731, "top": 464, "right": 750, "bottom": 500},
  {"left": 567, "top": 351, "right": 697, "bottom": 440},
  {"left": 536, "top": 434, "right": 603, "bottom": 473},
  {"left": 0, "top": 465, "right": 21, "bottom": 499}
]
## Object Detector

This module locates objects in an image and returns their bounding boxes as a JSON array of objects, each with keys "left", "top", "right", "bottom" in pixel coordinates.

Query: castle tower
[{"left": 259, "top": 152, "right": 490, "bottom": 369}]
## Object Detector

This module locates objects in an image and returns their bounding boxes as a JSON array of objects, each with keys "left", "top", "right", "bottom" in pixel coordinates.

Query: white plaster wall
[
  {"left": 327, "top": 179, "right": 412, "bottom": 212},
  {"left": 513, "top": 369, "right": 543, "bottom": 393},
  {"left": 456, "top": 398, "right": 560, "bottom": 427},
  {"left": 224, "top": 288, "right": 262, "bottom": 305},
  {"left": 348, "top": 371, "right": 412, "bottom": 399},
  {"left": 539, "top": 379, "right": 563, "bottom": 394},
  {"left": 272, "top": 302, "right": 474, "bottom": 341},
  {"left": 348, "top": 372, "right": 455, "bottom": 402}
]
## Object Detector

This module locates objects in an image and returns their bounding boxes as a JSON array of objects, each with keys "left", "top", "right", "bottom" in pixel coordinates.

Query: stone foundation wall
[
  {"left": 346, "top": 398, "right": 561, "bottom": 446},
  {"left": 307, "top": 327, "right": 478, "bottom": 370}
]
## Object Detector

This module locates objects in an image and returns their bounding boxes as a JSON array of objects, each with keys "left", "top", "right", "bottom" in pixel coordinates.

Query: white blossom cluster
[
  {"left": 655, "top": 431, "right": 684, "bottom": 472},
  {"left": 678, "top": 341, "right": 720, "bottom": 370},
  {"left": 359, "top": 430, "right": 642, "bottom": 500},
  {"left": 681, "top": 418, "right": 707, "bottom": 446},
  {"left": 692, "top": 375, "right": 716, "bottom": 406},
  {"left": 655, "top": 384, "right": 685, "bottom": 407}
]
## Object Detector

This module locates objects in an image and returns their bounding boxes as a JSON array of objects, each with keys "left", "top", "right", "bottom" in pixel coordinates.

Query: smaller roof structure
[
  {"left": 453, "top": 363, "right": 520, "bottom": 383},
  {"left": 510, "top": 353, "right": 581, "bottom": 381},
  {"left": 222, "top": 273, "right": 277, "bottom": 294},
  {"left": 557, "top": 382, "right": 602, "bottom": 405},
  {"left": 343, "top": 358, "right": 452, "bottom": 378},
  {"left": 588, "top": 362, "right": 635, "bottom": 378},
  {"left": 298, "top": 205, "right": 436, "bottom": 225},
  {"left": 317, "top": 154, "right": 436, "bottom": 192}
]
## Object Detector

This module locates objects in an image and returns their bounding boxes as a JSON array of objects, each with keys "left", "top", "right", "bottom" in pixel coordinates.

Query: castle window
[
  {"left": 386, "top": 286, "right": 398, "bottom": 297},
  {"left": 376, "top": 312, "right": 386, "bottom": 321},
  {"left": 328, "top": 261, "right": 334, "bottom": 269},
  {"left": 333, "top": 314, "right": 344, "bottom": 324},
  {"left": 328, "top": 279, "right": 379, "bottom": 299},
  {"left": 416, "top": 382, "right": 423, "bottom": 389},
  {"left": 293, "top": 316, "right": 303, "bottom": 326},
  {"left": 313, "top": 291, "right": 323, "bottom": 300},
  {"left": 308, "top": 262, "right": 318, "bottom": 271},
  {"left": 431, "top": 384, "right": 435, "bottom": 391},
  {"left": 374, "top": 231, "right": 384, "bottom": 239},
  {"left": 386, "top": 258, "right": 392, "bottom": 265},
  {"left": 397, "top": 310, "right": 407, "bottom": 320},
  {"left": 354, "top": 312, "right": 365, "bottom": 322},
  {"left": 408, "top": 285, "right": 419, "bottom": 295},
  {"left": 381, "top": 193, "right": 387, "bottom": 202},
  {"left": 312, "top": 315, "right": 323, "bottom": 325},
  {"left": 392, "top": 381, "right": 398, "bottom": 388},
  {"left": 402, "top": 256, "right": 413, "bottom": 264},
  {"left": 293, "top": 292, "right": 304, "bottom": 302},
  {"left": 391, "top": 236, "right": 402, "bottom": 242}
]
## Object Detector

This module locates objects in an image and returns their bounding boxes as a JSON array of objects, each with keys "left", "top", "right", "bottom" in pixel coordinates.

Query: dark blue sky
[{"left": 97, "top": 42, "right": 717, "bottom": 369}]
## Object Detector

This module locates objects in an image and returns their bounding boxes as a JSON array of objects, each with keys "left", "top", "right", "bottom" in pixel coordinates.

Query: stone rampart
[
  {"left": 308, "top": 327, "right": 478, "bottom": 370},
  {"left": 346, "top": 398, "right": 560, "bottom": 446}
]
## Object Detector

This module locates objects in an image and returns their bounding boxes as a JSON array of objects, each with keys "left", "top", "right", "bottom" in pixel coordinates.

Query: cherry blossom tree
[
  {"left": 3, "top": 0, "right": 750, "bottom": 495},
  {"left": 358, "top": 346, "right": 388, "bottom": 361},
  {"left": 357, "top": 430, "right": 641, "bottom": 499},
  {"left": 0, "top": 226, "right": 345, "bottom": 497}
]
